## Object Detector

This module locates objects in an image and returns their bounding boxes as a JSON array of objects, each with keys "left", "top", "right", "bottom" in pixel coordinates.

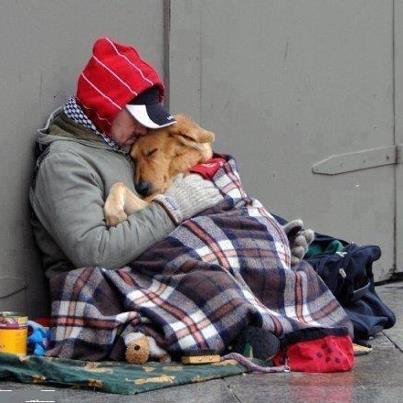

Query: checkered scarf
[
  {"left": 63, "top": 96, "right": 127, "bottom": 153},
  {"left": 46, "top": 156, "right": 353, "bottom": 361}
]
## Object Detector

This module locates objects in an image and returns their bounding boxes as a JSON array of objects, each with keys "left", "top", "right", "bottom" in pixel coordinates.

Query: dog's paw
[
  {"left": 104, "top": 197, "right": 128, "bottom": 226},
  {"left": 104, "top": 207, "right": 128, "bottom": 226},
  {"left": 127, "top": 195, "right": 149, "bottom": 210},
  {"left": 104, "top": 182, "right": 130, "bottom": 226},
  {"left": 106, "top": 210, "right": 128, "bottom": 226}
]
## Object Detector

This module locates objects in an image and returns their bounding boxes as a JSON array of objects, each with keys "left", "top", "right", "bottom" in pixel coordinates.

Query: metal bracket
[{"left": 312, "top": 144, "right": 403, "bottom": 175}]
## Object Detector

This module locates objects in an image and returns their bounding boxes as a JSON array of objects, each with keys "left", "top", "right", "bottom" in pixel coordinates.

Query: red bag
[{"left": 273, "top": 335, "right": 354, "bottom": 372}]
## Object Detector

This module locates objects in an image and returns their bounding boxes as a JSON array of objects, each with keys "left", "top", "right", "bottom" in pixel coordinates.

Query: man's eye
[{"left": 146, "top": 148, "right": 158, "bottom": 157}]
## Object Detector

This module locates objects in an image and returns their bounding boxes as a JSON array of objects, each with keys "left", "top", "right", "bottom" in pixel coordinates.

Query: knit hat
[{"left": 76, "top": 37, "right": 174, "bottom": 134}]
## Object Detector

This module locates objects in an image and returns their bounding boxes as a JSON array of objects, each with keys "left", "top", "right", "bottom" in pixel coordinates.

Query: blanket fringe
[{"left": 222, "top": 352, "right": 289, "bottom": 373}]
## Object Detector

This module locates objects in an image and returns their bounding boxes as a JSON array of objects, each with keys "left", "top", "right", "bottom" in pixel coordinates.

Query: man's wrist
[{"left": 152, "top": 195, "right": 182, "bottom": 225}]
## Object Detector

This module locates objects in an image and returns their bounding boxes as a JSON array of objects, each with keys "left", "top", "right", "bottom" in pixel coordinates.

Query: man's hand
[{"left": 282, "top": 219, "right": 315, "bottom": 266}]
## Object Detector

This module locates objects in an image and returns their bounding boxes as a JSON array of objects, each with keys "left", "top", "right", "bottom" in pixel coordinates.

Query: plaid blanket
[{"left": 47, "top": 156, "right": 353, "bottom": 361}]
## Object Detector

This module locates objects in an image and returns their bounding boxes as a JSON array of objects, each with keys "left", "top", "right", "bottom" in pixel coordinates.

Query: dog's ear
[{"left": 169, "top": 114, "right": 215, "bottom": 144}]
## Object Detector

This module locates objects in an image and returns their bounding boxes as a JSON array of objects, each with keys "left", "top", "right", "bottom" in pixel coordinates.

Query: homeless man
[
  {"left": 30, "top": 38, "right": 354, "bottom": 370},
  {"left": 30, "top": 37, "right": 223, "bottom": 280}
]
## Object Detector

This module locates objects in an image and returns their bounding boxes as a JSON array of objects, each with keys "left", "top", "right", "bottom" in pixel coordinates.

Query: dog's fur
[{"left": 104, "top": 114, "right": 215, "bottom": 226}]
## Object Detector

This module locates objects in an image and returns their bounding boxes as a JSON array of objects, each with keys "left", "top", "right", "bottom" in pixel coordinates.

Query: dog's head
[{"left": 130, "top": 114, "right": 215, "bottom": 198}]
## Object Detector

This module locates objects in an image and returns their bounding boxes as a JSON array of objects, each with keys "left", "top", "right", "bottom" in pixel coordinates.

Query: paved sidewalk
[{"left": 0, "top": 282, "right": 401, "bottom": 403}]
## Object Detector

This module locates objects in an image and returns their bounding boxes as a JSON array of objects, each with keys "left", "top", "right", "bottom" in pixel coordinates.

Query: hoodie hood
[{"left": 36, "top": 107, "right": 117, "bottom": 152}]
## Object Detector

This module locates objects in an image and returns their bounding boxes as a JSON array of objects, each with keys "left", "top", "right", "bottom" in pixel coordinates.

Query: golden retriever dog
[{"left": 104, "top": 114, "right": 215, "bottom": 226}]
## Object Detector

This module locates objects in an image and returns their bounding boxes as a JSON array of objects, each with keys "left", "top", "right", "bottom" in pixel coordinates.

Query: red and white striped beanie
[{"left": 76, "top": 37, "right": 164, "bottom": 134}]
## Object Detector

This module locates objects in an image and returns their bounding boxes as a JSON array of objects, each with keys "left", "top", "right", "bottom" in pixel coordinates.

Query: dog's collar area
[{"left": 189, "top": 157, "right": 226, "bottom": 180}]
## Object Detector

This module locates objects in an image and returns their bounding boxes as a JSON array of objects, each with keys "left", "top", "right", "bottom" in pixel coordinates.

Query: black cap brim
[{"left": 126, "top": 103, "right": 176, "bottom": 129}]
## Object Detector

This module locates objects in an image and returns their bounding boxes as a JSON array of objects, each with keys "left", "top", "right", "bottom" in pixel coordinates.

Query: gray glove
[
  {"left": 282, "top": 219, "right": 315, "bottom": 266},
  {"left": 153, "top": 173, "right": 224, "bottom": 224}
]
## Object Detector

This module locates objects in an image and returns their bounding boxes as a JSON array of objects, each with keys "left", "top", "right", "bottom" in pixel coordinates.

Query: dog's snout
[{"left": 135, "top": 180, "right": 152, "bottom": 197}]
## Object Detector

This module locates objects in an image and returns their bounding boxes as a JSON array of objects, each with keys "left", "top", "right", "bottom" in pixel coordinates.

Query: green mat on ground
[{"left": 0, "top": 352, "right": 249, "bottom": 395}]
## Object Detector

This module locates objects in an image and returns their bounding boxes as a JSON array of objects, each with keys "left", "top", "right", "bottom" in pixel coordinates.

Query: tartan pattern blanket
[{"left": 47, "top": 156, "right": 353, "bottom": 361}]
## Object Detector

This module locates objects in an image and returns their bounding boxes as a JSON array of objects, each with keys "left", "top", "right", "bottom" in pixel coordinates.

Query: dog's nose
[{"left": 135, "top": 180, "right": 151, "bottom": 197}]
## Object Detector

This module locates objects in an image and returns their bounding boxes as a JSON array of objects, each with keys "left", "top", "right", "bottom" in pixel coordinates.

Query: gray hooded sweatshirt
[{"left": 30, "top": 109, "right": 175, "bottom": 279}]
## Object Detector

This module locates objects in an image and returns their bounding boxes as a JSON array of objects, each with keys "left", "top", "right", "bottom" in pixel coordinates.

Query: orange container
[{"left": 0, "top": 312, "right": 28, "bottom": 356}]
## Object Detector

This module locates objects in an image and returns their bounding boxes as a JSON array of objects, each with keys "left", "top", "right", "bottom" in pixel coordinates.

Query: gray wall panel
[
  {"left": 0, "top": 0, "right": 399, "bottom": 317},
  {"left": 0, "top": 0, "right": 165, "bottom": 316},
  {"left": 170, "top": 0, "right": 395, "bottom": 281},
  {"left": 396, "top": 0, "right": 403, "bottom": 273},
  {"left": 169, "top": 0, "right": 202, "bottom": 121}
]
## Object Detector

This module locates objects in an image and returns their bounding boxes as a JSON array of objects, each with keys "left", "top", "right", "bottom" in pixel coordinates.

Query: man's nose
[{"left": 135, "top": 180, "right": 151, "bottom": 197}]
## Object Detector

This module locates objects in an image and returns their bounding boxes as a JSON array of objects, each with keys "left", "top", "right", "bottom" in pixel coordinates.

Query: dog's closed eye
[{"left": 146, "top": 148, "right": 158, "bottom": 158}]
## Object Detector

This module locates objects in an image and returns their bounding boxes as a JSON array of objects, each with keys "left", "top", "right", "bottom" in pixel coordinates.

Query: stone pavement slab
[
  {"left": 376, "top": 282, "right": 403, "bottom": 351},
  {"left": 0, "top": 378, "right": 239, "bottom": 403},
  {"left": 4, "top": 345, "right": 401, "bottom": 403},
  {"left": 0, "top": 282, "right": 401, "bottom": 403},
  {"left": 224, "top": 345, "right": 403, "bottom": 403}
]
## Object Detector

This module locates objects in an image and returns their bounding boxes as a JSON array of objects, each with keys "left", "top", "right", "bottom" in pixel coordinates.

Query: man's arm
[{"left": 30, "top": 152, "right": 175, "bottom": 269}]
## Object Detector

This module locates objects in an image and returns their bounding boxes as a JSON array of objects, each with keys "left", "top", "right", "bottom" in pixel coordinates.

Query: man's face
[{"left": 109, "top": 108, "right": 148, "bottom": 146}]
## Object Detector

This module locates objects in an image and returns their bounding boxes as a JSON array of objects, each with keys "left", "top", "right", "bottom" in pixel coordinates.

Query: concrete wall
[
  {"left": 396, "top": 0, "right": 403, "bottom": 274},
  {"left": 0, "top": 0, "right": 399, "bottom": 316},
  {"left": 169, "top": 0, "right": 398, "bottom": 281}
]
